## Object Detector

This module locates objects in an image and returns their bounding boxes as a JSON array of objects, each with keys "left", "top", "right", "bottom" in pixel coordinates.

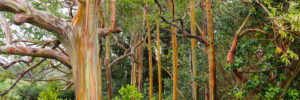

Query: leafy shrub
[
  {"left": 38, "top": 81, "right": 70, "bottom": 100},
  {"left": 17, "top": 83, "right": 45, "bottom": 100},
  {"left": 113, "top": 85, "right": 143, "bottom": 100}
]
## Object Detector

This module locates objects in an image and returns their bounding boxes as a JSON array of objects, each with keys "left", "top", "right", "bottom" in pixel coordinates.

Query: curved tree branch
[
  {"left": 0, "top": 0, "right": 73, "bottom": 39},
  {"left": 0, "top": 46, "right": 71, "bottom": 68}
]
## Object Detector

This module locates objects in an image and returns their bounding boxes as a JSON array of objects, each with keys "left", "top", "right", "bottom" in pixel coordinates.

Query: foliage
[
  {"left": 113, "top": 85, "right": 143, "bottom": 100},
  {"left": 38, "top": 81, "right": 71, "bottom": 100}
]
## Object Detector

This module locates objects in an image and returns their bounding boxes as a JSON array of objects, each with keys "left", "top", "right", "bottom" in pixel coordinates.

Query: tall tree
[
  {"left": 145, "top": 2, "right": 153, "bottom": 99},
  {"left": 190, "top": 0, "right": 198, "bottom": 99},
  {"left": 105, "top": 0, "right": 115, "bottom": 99},
  {"left": 156, "top": 12, "right": 163, "bottom": 100},
  {"left": 206, "top": 0, "right": 216, "bottom": 99}
]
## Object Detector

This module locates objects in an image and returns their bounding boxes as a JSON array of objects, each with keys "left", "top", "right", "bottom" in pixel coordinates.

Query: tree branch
[
  {"left": 181, "top": 33, "right": 207, "bottom": 45},
  {"left": 0, "top": 59, "right": 31, "bottom": 69},
  {"left": 112, "top": 34, "right": 127, "bottom": 51},
  {"left": 109, "top": 38, "right": 144, "bottom": 67},
  {"left": 109, "top": 53, "right": 135, "bottom": 67},
  {"left": 0, "top": 46, "right": 71, "bottom": 68},
  {"left": 60, "top": 83, "right": 74, "bottom": 91},
  {"left": 98, "top": 27, "right": 122, "bottom": 38},
  {"left": 239, "top": 28, "right": 273, "bottom": 38},
  {"left": 160, "top": 15, "right": 207, "bottom": 44},
  {"left": 0, "top": 0, "right": 73, "bottom": 39},
  {"left": 0, "top": 58, "right": 46, "bottom": 96},
  {"left": 153, "top": 1, "right": 207, "bottom": 45},
  {"left": 227, "top": 13, "right": 251, "bottom": 64}
]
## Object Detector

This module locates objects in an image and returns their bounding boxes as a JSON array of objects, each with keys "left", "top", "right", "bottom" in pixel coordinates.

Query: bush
[
  {"left": 38, "top": 81, "right": 71, "bottom": 100},
  {"left": 114, "top": 85, "right": 143, "bottom": 100}
]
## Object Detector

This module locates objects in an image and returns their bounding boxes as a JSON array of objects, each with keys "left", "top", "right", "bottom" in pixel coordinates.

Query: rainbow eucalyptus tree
[{"left": 0, "top": 0, "right": 121, "bottom": 99}]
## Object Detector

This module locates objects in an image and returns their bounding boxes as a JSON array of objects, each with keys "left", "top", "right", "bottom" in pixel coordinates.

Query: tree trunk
[
  {"left": 172, "top": 26, "right": 178, "bottom": 100},
  {"left": 206, "top": 0, "right": 216, "bottom": 99},
  {"left": 190, "top": 0, "right": 198, "bottom": 100},
  {"left": 137, "top": 31, "right": 144, "bottom": 93},
  {"left": 131, "top": 31, "right": 138, "bottom": 86},
  {"left": 156, "top": 12, "right": 163, "bottom": 100},
  {"left": 164, "top": 0, "right": 179, "bottom": 99},
  {"left": 69, "top": 0, "right": 103, "bottom": 99},
  {"left": 105, "top": 35, "right": 113, "bottom": 100},
  {"left": 145, "top": 4, "right": 153, "bottom": 99}
]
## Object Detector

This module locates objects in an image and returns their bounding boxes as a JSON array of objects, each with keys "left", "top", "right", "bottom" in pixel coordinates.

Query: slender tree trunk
[
  {"left": 190, "top": 0, "right": 198, "bottom": 99},
  {"left": 69, "top": 0, "right": 102, "bottom": 99},
  {"left": 105, "top": 35, "right": 113, "bottom": 100},
  {"left": 137, "top": 32, "right": 144, "bottom": 93},
  {"left": 172, "top": 26, "right": 178, "bottom": 100},
  {"left": 145, "top": 3, "right": 153, "bottom": 99},
  {"left": 205, "top": 0, "right": 216, "bottom": 99},
  {"left": 165, "top": 0, "right": 179, "bottom": 99},
  {"left": 131, "top": 31, "right": 138, "bottom": 86},
  {"left": 156, "top": 12, "right": 163, "bottom": 100}
]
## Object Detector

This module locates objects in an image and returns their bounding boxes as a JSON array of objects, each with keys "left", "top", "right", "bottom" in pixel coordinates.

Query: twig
[{"left": 60, "top": 83, "right": 74, "bottom": 91}]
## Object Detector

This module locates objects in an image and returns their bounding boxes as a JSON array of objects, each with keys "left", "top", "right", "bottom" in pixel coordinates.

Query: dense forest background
[{"left": 0, "top": 0, "right": 299, "bottom": 100}]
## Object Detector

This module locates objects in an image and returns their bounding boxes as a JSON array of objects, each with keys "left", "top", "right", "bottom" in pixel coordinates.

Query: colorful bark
[
  {"left": 69, "top": 0, "right": 102, "bottom": 99},
  {"left": 206, "top": 0, "right": 216, "bottom": 99}
]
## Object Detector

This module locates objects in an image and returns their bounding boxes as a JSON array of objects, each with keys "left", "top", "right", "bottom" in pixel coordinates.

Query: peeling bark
[{"left": 69, "top": 0, "right": 103, "bottom": 99}]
